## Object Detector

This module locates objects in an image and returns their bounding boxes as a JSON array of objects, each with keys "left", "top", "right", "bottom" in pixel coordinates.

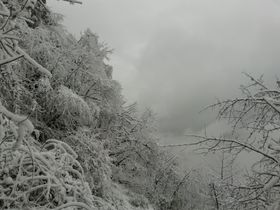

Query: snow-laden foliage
[
  {"left": 0, "top": 110, "right": 97, "bottom": 209},
  {"left": 46, "top": 85, "right": 92, "bottom": 129},
  {"left": 63, "top": 129, "right": 112, "bottom": 198}
]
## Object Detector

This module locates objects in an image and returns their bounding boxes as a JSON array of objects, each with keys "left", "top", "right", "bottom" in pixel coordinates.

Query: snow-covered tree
[{"left": 188, "top": 73, "right": 280, "bottom": 209}]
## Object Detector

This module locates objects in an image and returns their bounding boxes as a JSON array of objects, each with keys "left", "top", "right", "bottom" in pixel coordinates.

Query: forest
[{"left": 0, "top": 0, "right": 280, "bottom": 210}]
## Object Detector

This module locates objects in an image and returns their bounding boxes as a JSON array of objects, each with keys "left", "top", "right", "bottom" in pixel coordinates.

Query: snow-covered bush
[
  {"left": 63, "top": 129, "right": 112, "bottom": 197},
  {"left": 46, "top": 85, "right": 92, "bottom": 129},
  {"left": 0, "top": 107, "right": 96, "bottom": 209}
]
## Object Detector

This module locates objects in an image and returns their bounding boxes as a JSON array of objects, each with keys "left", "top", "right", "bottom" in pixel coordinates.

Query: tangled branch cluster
[
  {"left": 0, "top": 109, "right": 96, "bottom": 209},
  {"left": 194, "top": 74, "right": 280, "bottom": 209}
]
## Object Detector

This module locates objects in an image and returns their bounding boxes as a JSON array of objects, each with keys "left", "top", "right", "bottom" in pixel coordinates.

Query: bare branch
[{"left": 0, "top": 54, "right": 23, "bottom": 66}]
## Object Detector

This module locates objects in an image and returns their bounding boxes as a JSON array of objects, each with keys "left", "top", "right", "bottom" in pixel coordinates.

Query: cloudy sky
[{"left": 48, "top": 0, "right": 280, "bottom": 142}]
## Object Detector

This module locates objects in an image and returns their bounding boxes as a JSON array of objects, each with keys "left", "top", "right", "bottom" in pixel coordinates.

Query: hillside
[{"left": 0, "top": 1, "right": 216, "bottom": 210}]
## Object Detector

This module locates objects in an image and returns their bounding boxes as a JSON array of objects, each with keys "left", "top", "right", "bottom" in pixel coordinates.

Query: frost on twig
[
  {"left": 16, "top": 47, "right": 52, "bottom": 78},
  {"left": 62, "top": 0, "right": 83, "bottom": 5}
]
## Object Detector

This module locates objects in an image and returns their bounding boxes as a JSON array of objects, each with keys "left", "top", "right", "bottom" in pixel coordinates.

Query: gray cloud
[
  {"left": 48, "top": 0, "right": 280, "bottom": 136},
  {"left": 132, "top": 0, "right": 280, "bottom": 135}
]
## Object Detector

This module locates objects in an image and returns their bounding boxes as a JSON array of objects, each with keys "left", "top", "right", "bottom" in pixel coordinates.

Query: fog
[{"left": 48, "top": 0, "right": 280, "bottom": 141}]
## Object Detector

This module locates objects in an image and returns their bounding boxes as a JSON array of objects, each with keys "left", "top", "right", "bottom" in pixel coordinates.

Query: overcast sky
[{"left": 48, "top": 0, "right": 280, "bottom": 141}]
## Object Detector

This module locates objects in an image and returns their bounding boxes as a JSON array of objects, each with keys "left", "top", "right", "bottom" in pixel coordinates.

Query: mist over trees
[{"left": 0, "top": 1, "right": 279, "bottom": 210}]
